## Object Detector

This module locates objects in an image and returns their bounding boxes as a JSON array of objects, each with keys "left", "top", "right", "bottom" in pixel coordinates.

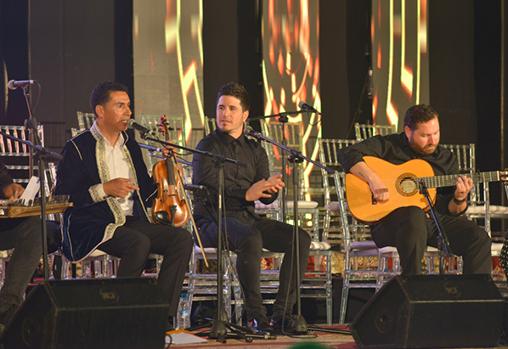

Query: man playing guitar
[{"left": 339, "top": 104, "right": 491, "bottom": 275}]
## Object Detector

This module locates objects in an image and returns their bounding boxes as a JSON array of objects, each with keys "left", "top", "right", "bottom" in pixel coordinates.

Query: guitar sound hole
[{"left": 399, "top": 177, "right": 417, "bottom": 195}]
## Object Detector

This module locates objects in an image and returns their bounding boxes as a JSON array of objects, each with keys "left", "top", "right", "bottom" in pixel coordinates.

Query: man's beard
[
  {"left": 409, "top": 138, "right": 437, "bottom": 155},
  {"left": 413, "top": 143, "right": 436, "bottom": 155}
]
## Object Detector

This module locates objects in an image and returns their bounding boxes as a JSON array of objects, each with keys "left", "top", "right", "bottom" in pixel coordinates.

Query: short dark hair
[
  {"left": 403, "top": 104, "right": 439, "bottom": 130},
  {"left": 90, "top": 81, "right": 129, "bottom": 116},
  {"left": 216, "top": 82, "right": 250, "bottom": 111}
]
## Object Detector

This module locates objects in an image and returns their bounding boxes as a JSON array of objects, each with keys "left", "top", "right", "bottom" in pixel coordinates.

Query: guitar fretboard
[{"left": 420, "top": 171, "right": 501, "bottom": 189}]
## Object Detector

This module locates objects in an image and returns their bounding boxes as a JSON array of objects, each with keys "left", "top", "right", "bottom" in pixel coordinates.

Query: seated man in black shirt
[
  {"left": 339, "top": 104, "right": 491, "bottom": 275},
  {"left": 192, "top": 82, "right": 311, "bottom": 333},
  {"left": 0, "top": 163, "right": 44, "bottom": 335}
]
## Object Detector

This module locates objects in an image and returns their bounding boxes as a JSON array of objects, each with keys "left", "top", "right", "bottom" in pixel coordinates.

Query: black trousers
[
  {"left": 371, "top": 206, "right": 492, "bottom": 275},
  {"left": 98, "top": 218, "right": 193, "bottom": 316},
  {"left": 197, "top": 212, "right": 311, "bottom": 320},
  {"left": 0, "top": 217, "right": 42, "bottom": 323}
]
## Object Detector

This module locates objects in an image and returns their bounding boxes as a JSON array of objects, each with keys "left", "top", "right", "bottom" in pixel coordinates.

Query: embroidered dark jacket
[{"left": 55, "top": 128, "right": 156, "bottom": 261}]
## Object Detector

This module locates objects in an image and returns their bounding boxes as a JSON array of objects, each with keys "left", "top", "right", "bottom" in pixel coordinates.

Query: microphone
[
  {"left": 129, "top": 120, "right": 152, "bottom": 137},
  {"left": 33, "top": 144, "right": 63, "bottom": 162},
  {"left": 7, "top": 79, "right": 36, "bottom": 90},
  {"left": 298, "top": 101, "right": 320, "bottom": 114},
  {"left": 247, "top": 129, "right": 269, "bottom": 142},
  {"left": 244, "top": 124, "right": 256, "bottom": 138}
]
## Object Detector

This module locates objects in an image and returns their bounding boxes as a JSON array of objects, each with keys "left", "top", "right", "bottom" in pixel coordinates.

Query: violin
[{"left": 151, "top": 115, "right": 190, "bottom": 227}]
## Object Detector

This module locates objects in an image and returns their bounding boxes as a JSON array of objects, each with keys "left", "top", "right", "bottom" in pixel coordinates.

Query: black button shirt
[{"left": 192, "top": 130, "right": 277, "bottom": 220}]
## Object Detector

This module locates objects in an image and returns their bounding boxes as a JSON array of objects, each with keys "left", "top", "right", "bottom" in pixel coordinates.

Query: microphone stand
[
  {"left": 250, "top": 110, "right": 303, "bottom": 223},
  {"left": 137, "top": 143, "right": 192, "bottom": 166},
  {"left": 208, "top": 157, "right": 254, "bottom": 342},
  {"left": 21, "top": 84, "right": 59, "bottom": 282},
  {"left": 418, "top": 181, "right": 451, "bottom": 274},
  {"left": 247, "top": 130, "right": 334, "bottom": 335},
  {"left": 138, "top": 132, "right": 261, "bottom": 342}
]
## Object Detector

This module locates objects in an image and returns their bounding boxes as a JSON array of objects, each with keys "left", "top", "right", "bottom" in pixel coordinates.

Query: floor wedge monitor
[
  {"left": 2, "top": 278, "right": 169, "bottom": 349},
  {"left": 352, "top": 274, "right": 504, "bottom": 348}
]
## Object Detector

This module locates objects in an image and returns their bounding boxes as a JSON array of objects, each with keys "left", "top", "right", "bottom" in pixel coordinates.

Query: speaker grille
[
  {"left": 352, "top": 274, "right": 504, "bottom": 349},
  {"left": 4, "top": 278, "right": 170, "bottom": 349}
]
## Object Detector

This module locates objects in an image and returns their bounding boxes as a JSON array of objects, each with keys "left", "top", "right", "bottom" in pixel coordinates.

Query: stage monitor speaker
[
  {"left": 3, "top": 278, "right": 169, "bottom": 349},
  {"left": 351, "top": 274, "right": 504, "bottom": 348}
]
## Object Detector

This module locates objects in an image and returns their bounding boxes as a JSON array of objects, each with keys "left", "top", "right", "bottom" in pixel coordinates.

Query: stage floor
[
  {"left": 168, "top": 326, "right": 355, "bottom": 349},
  {"left": 167, "top": 324, "right": 508, "bottom": 349}
]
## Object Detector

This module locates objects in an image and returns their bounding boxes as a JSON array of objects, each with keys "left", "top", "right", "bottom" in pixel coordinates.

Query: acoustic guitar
[{"left": 345, "top": 156, "right": 508, "bottom": 223}]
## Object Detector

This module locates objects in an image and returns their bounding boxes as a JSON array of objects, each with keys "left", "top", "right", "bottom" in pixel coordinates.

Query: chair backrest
[
  {"left": 137, "top": 114, "right": 186, "bottom": 146},
  {"left": 76, "top": 111, "right": 95, "bottom": 130},
  {"left": 440, "top": 143, "right": 478, "bottom": 203},
  {"left": 136, "top": 115, "right": 186, "bottom": 172},
  {"left": 440, "top": 142, "right": 498, "bottom": 237},
  {"left": 318, "top": 138, "right": 367, "bottom": 243},
  {"left": 440, "top": 143, "right": 476, "bottom": 174},
  {"left": 330, "top": 167, "right": 372, "bottom": 249},
  {"left": 260, "top": 122, "right": 308, "bottom": 199},
  {"left": 260, "top": 121, "right": 304, "bottom": 172},
  {"left": 318, "top": 138, "right": 358, "bottom": 203},
  {"left": 70, "top": 128, "right": 84, "bottom": 138},
  {"left": 0, "top": 125, "right": 45, "bottom": 184},
  {"left": 354, "top": 122, "right": 397, "bottom": 141},
  {"left": 261, "top": 121, "right": 303, "bottom": 150},
  {"left": 188, "top": 128, "right": 206, "bottom": 149},
  {"left": 204, "top": 116, "right": 216, "bottom": 135}
]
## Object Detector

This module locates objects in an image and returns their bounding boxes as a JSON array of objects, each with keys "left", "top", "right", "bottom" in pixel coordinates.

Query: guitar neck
[{"left": 421, "top": 171, "right": 501, "bottom": 189}]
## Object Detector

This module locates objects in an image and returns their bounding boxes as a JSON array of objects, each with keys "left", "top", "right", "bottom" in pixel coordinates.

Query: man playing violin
[
  {"left": 340, "top": 104, "right": 491, "bottom": 275},
  {"left": 192, "top": 82, "right": 311, "bottom": 334},
  {"left": 55, "top": 82, "right": 193, "bottom": 326}
]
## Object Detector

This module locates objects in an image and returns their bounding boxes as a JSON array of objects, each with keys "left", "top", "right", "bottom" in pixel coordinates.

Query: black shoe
[
  {"left": 270, "top": 314, "right": 307, "bottom": 335},
  {"left": 246, "top": 317, "right": 272, "bottom": 335}
]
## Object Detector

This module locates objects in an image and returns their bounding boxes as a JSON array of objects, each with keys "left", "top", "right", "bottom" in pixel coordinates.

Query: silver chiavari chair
[
  {"left": 442, "top": 143, "right": 506, "bottom": 276},
  {"left": 354, "top": 122, "right": 397, "bottom": 141},
  {"left": 76, "top": 111, "right": 95, "bottom": 130},
  {"left": 319, "top": 138, "right": 400, "bottom": 324}
]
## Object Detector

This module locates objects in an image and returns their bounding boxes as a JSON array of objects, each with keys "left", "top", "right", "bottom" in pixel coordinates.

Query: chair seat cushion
[
  {"left": 492, "top": 242, "right": 503, "bottom": 256},
  {"left": 325, "top": 201, "right": 340, "bottom": 212},
  {"left": 467, "top": 205, "right": 508, "bottom": 215},
  {"left": 89, "top": 249, "right": 107, "bottom": 257},
  {"left": 255, "top": 200, "right": 319, "bottom": 210},
  {"left": 194, "top": 246, "right": 218, "bottom": 254},
  {"left": 310, "top": 241, "right": 331, "bottom": 250},
  {"left": 350, "top": 240, "right": 377, "bottom": 249}
]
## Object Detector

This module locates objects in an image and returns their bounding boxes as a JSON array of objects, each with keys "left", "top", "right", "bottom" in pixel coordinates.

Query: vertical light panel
[
  {"left": 133, "top": 0, "right": 203, "bottom": 146},
  {"left": 371, "top": 0, "right": 429, "bottom": 129},
  {"left": 262, "top": 0, "right": 321, "bottom": 192}
]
